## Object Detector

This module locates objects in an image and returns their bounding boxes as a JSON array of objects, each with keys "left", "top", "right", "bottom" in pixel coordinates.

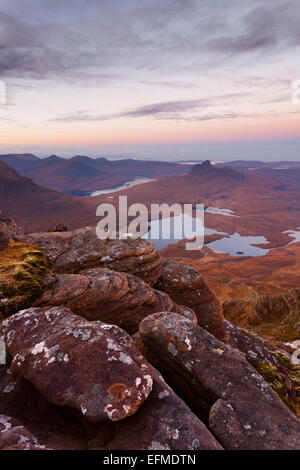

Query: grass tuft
[{"left": 0, "top": 241, "right": 50, "bottom": 318}]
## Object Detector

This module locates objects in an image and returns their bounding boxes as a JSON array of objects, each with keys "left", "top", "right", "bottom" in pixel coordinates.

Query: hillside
[{"left": 0, "top": 161, "right": 100, "bottom": 231}]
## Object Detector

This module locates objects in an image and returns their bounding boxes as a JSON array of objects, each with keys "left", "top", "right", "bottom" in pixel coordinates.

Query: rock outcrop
[
  {"left": 156, "top": 258, "right": 226, "bottom": 341},
  {"left": 33, "top": 268, "right": 196, "bottom": 334},
  {"left": 1, "top": 232, "right": 300, "bottom": 450},
  {"left": 225, "top": 320, "right": 300, "bottom": 417},
  {"left": 47, "top": 222, "right": 68, "bottom": 232},
  {"left": 138, "top": 312, "right": 300, "bottom": 450},
  {"left": 0, "top": 307, "right": 153, "bottom": 423},
  {"left": 223, "top": 288, "right": 300, "bottom": 343},
  {"left": 20, "top": 227, "right": 161, "bottom": 285},
  {"left": 0, "top": 414, "right": 45, "bottom": 450},
  {"left": 0, "top": 218, "right": 23, "bottom": 251},
  {"left": 0, "top": 307, "right": 222, "bottom": 450}
]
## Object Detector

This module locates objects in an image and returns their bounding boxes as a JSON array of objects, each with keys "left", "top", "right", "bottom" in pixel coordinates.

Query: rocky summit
[{"left": 0, "top": 219, "right": 299, "bottom": 450}]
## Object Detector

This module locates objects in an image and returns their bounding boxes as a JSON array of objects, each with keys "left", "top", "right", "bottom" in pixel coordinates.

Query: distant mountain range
[
  {"left": 2, "top": 156, "right": 300, "bottom": 239},
  {"left": 0, "top": 154, "right": 190, "bottom": 195}
]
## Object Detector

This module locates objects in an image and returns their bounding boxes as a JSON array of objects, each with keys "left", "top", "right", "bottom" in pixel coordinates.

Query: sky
[{"left": 0, "top": 0, "right": 300, "bottom": 161}]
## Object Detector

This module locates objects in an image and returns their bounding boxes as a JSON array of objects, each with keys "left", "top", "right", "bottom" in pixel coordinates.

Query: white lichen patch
[
  {"left": 158, "top": 390, "right": 169, "bottom": 399},
  {"left": 192, "top": 438, "right": 200, "bottom": 449},
  {"left": 143, "top": 374, "right": 153, "bottom": 391},
  {"left": 248, "top": 350, "right": 258, "bottom": 359},
  {"left": 4, "top": 382, "right": 16, "bottom": 394},
  {"left": 122, "top": 405, "right": 131, "bottom": 414},
  {"left": 0, "top": 415, "right": 12, "bottom": 431},
  {"left": 104, "top": 404, "right": 118, "bottom": 420},
  {"left": 168, "top": 343, "right": 177, "bottom": 356},
  {"left": 106, "top": 338, "right": 121, "bottom": 352},
  {"left": 65, "top": 328, "right": 92, "bottom": 341},
  {"left": 6, "top": 330, "right": 15, "bottom": 347},
  {"left": 31, "top": 341, "right": 48, "bottom": 356},
  {"left": 184, "top": 336, "right": 192, "bottom": 351},
  {"left": 118, "top": 352, "right": 133, "bottom": 365},
  {"left": 148, "top": 440, "right": 171, "bottom": 450}
]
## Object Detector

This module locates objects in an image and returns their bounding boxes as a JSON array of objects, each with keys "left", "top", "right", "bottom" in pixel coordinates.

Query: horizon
[{"left": 0, "top": 0, "right": 300, "bottom": 160}]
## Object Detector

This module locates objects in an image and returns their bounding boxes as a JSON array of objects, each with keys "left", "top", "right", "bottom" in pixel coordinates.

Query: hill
[{"left": 0, "top": 161, "right": 100, "bottom": 231}]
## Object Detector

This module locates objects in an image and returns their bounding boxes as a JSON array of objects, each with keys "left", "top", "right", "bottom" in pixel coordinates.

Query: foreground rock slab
[
  {"left": 0, "top": 307, "right": 153, "bottom": 423},
  {"left": 139, "top": 312, "right": 300, "bottom": 450},
  {"left": 21, "top": 227, "right": 161, "bottom": 285},
  {"left": 33, "top": 268, "right": 196, "bottom": 334},
  {"left": 156, "top": 258, "right": 226, "bottom": 341},
  {"left": 0, "top": 315, "right": 222, "bottom": 450}
]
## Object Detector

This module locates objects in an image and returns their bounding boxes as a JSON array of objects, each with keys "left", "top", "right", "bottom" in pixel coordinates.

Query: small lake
[
  {"left": 143, "top": 214, "right": 269, "bottom": 256},
  {"left": 283, "top": 228, "right": 300, "bottom": 244},
  {"left": 209, "top": 232, "right": 269, "bottom": 257},
  {"left": 205, "top": 207, "right": 239, "bottom": 217},
  {"left": 143, "top": 213, "right": 225, "bottom": 251},
  {"left": 91, "top": 177, "right": 157, "bottom": 196}
]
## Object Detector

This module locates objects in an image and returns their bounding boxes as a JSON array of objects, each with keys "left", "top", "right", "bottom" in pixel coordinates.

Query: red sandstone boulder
[
  {"left": 138, "top": 312, "right": 300, "bottom": 450},
  {"left": 20, "top": 227, "right": 161, "bottom": 285},
  {"left": 0, "top": 315, "right": 222, "bottom": 450},
  {"left": 33, "top": 268, "right": 196, "bottom": 334},
  {"left": 155, "top": 258, "right": 226, "bottom": 341},
  {"left": 0, "top": 307, "right": 153, "bottom": 423},
  {"left": 83, "top": 323, "right": 222, "bottom": 450}
]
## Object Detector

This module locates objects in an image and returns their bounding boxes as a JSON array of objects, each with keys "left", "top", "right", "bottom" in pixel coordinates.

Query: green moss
[
  {"left": 0, "top": 241, "right": 50, "bottom": 318},
  {"left": 271, "top": 351, "right": 300, "bottom": 418},
  {"left": 272, "top": 351, "right": 300, "bottom": 392},
  {"left": 253, "top": 361, "right": 296, "bottom": 414}
]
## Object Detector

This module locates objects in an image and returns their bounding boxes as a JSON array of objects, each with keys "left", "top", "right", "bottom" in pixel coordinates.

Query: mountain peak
[
  {"left": 201, "top": 160, "right": 213, "bottom": 169},
  {"left": 190, "top": 160, "right": 213, "bottom": 174},
  {"left": 189, "top": 160, "right": 245, "bottom": 181}
]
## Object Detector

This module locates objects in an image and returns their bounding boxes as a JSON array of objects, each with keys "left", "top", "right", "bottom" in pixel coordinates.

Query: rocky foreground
[{"left": 0, "top": 219, "right": 300, "bottom": 450}]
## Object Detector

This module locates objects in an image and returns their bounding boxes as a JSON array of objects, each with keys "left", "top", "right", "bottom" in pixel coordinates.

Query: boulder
[
  {"left": 20, "top": 227, "right": 161, "bottom": 285},
  {"left": 98, "top": 368, "right": 222, "bottom": 451},
  {"left": 81, "top": 322, "right": 222, "bottom": 450},
  {"left": 156, "top": 258, "right": 226, "bottom": 341},
  {"left": 0, "top": 313, "right": 222, "bottom": 450},
  {"left": 138, "top": 312, "right": 300, "bottom": 450},
  {"left": 33, "top": 268, "right": 196, "bottom": 334},
  {"left": 0, "top": 307, "right": 153, "bottom": 423}
]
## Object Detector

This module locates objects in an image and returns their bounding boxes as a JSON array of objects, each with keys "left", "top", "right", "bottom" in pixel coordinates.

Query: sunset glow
[{"left": 1, "top": 0, "right": 300, "bottom": 160}]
